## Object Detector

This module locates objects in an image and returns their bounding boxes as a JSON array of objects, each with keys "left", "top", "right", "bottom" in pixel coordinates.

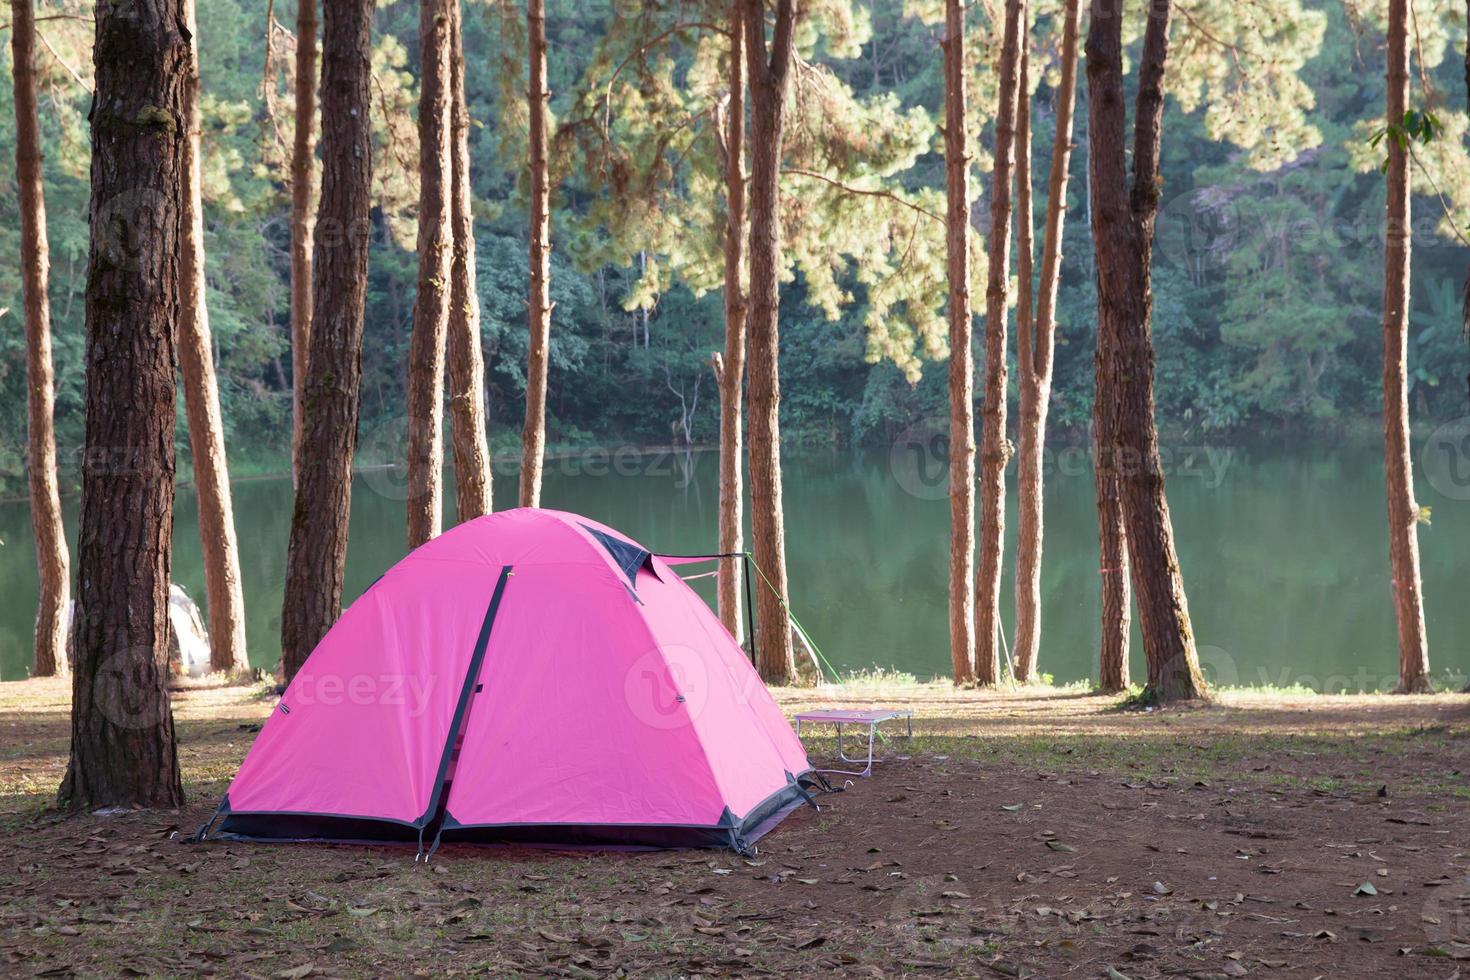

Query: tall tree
[
  {"left": 713, "top": 0, "right": 747, "bottom": 642},
  {"left": 1084, "top": 5, "right": 1130, "bottom": 695},
  {"left": 1382, "top": 0, "right": 1432, "bottom": 693},
  {"left": 280, "top": 0, "right": 375, "bottom": 681},
  {"left": 1011, "top": 44, "right": 1036, "bottom": 681},
  {"left": 179, "top": 0, "right": 250, "bottom": 675},
  {"left": 289, "top": 0, "right": 317, "bottom": 488},
  {"left": 569, "top": 3, "right": 949, "bottom": 389},
  {"left": 445, "top": 0, "right": 492, "bottom": 522},
  {"left": 743, "top": 0, "right": 799, "bottom": 684},
  {"left": 406, "top": 0, "right": 454, "bottom": 547},
  {"left": 1086, "top": 0, "right": 1207, "bottom": 702},
  {"left": 943, "top": 0, "right": 975, "bottom": 684},
  {"left": 520, "top": 0, "right": 552, "bottom": 508},
  {"left": 11, "top": 0, "right": 69, "bottom": 679},
  {"left": 975, "top": 0, "right": 1027, "bottom": 686},
  {"left": 1013, "top": 0, "right": 1081, "bottom": 684},
  {"left": 59, "top": 0, "right": 187, "bottom": 809}
]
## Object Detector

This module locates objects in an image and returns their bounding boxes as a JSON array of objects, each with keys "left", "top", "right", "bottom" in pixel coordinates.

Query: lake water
[{"left": 2, "top": 439, "right": 1468, "bottom": 690}]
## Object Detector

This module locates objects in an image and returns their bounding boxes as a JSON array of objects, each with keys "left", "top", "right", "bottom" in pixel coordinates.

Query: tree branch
[
  {"left": 1129, "top": 0, "right": 1172, "bottom": 225},
  {"left": 600, "top": 20, "right": 727, "bottom": 142},
  {"left": 37, "top": 29, "right": 87, "bottom": 93},
  {"left": 0, "top": 13, "right": 87, "bottom": 32},
  {"left": 768, "top": 0, "right": 797, "bottom": 87},
  {"left": 780, "top": 168, "right": 944, "bottom": 223}
]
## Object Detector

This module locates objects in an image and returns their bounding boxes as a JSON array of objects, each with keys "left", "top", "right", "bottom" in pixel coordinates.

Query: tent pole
[{"left": 742, "top": 552, "right": 757, "bottom": 666}]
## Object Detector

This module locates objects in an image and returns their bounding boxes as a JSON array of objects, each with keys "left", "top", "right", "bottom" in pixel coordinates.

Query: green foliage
[
  {"left": 0, "top": 0, "right": 1468, "bottom": 497},
  {"left": 1369, "top": 109, "right": 1447, "bottom": 173}
]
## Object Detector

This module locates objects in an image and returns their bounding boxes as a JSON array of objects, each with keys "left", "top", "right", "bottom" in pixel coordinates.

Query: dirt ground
[{"left": 1, "top": 678, "right": 1468, "bottom": 978}]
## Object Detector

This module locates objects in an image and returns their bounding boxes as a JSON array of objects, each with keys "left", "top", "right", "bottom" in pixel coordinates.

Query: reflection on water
[{"left": 1, "top": 443, "right": 1466, "bottom": 690}]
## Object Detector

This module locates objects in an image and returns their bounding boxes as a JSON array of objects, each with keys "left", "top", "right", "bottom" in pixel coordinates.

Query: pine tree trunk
[
  {"left": 943, "top": 0, "right": 976, "bottom": 684},
  {"left": 1093, "top": 428, "right": 1132, "bottom": 692},
  {"left": 290, "top": 0, "right": 317, "bottom": 489},
  {"left": 280, "top": 0, "right": 374, "bottom": 682},
  {"left": 742, "top": 0, "right": 798, "bottom": 685},
  {"left": 59, "top": 0, "right": 187, "bottom": 810},
  {"left": 1084, "top": 40, "right": 1130, "bottom": 695},
  {"left": 520, "top": 0, "right": 552, "bottom": 508},
  {"left": 1086, "top": 0, "right": 1206, "bottom": 702},
  {"left": 179, "top": 0, "right": 250, "bottom": 675},
  {"left": 11, "top": 0, "right": 69, "bottom": 679},
  {"left": 975, "top": 0, "right": 1026, "bottom": 686},
  {"left": 445, "top": 0, "right": 492, "bottom": 523},
  {"left": 406, "top": 0, "right": 453, "bottom": 547},
  {"left": 1014, "top": 0, "right": 1080, "bottom": 686},
  {"left": 1011, "top": 46, "right": 1037, "bottom": 683},
  {"left": 716, "top": 1, "right": 747, "bottom": 643},
  {"left": 1383, "top": 0, "right": 1432, "bottom": 693}
]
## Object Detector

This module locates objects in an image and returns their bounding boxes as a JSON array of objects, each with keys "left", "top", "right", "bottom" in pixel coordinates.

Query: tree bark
[
  {"left": 943, "top": 0, "right": 975, "bottom": 684},
  {"left": 406, "top": 0, "right": 453, "bottom": 547},
  {"left": 59, "top": 0, "right": 187, "bottom": 810},
  {"left": 1010, "top": 45, "right": 1037, "bottom": 682},
  {"left": 1383, "top": 0, "right": 1432, "bottom": 693},
  {"left": 716, "top": 0, "right": 747, "bottom": 643},
  {"left": 1094, "top": 423, "right": 1131, "bottom": 692},
  {"left": 520, "top": 0, "right": 552, "bottom": 508},
  {"left": 975, "top": 0, "right": 1026, "bottom": 686},
  {"left": 11, "top": 0, "right": 69, "bottom": 679},
  {"left": 445, "top": 0, "right": 492, "bottom": 523},
  {"left": 1013, "top": 0, "right": 1080, "bottom": 686},
  {"left": 290, "top": 0, "right": 317, "bottom": 489},
  {"left": 1086, "top": 0, "right": 1206, "bottom": 702},
  {"left": 178, "top": 0, "right": 250, "bottom": 675},
  {"left": 742, "top": 0, "right": 798, "bottom": 685},
  {"left": 280, "top": 0, "right": 374, "bottom": 682}
]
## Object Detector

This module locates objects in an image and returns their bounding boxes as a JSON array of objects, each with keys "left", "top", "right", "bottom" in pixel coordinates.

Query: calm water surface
[{"left": 1, "top": 443, "right": 1467, "bottom": 690}]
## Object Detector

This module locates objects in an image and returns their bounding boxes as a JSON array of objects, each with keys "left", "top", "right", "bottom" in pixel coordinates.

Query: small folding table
[{"left": 793, "top": 708, "right": 913, "bottom": 777}]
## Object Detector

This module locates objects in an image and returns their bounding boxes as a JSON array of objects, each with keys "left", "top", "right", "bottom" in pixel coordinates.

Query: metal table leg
[{"left": 824, "top": 722, "right": 877, "bottom": 778}]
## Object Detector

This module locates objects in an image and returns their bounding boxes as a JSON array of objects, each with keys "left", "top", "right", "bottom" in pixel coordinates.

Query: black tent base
[
  {"left": 214, "top": 811, "right": 422, "bottom": 846},
  {"left": 440, "top": 822, "right": 747, "bottom": 852},
  {"left": 440, "top": 780, "right": 809, "bottom": 856},
  {"left": 209, "top": 780, "right": 810, "bottom": 856}
]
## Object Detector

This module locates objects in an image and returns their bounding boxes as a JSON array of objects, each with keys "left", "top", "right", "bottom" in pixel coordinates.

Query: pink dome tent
[{"left": 201, "top": 509, "right": 814, "bottom": 855}]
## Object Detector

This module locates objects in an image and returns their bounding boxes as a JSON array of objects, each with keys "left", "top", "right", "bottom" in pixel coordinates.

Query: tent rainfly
[{"left": 201, "top": 509, "right": 815, "bottom": 856}]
